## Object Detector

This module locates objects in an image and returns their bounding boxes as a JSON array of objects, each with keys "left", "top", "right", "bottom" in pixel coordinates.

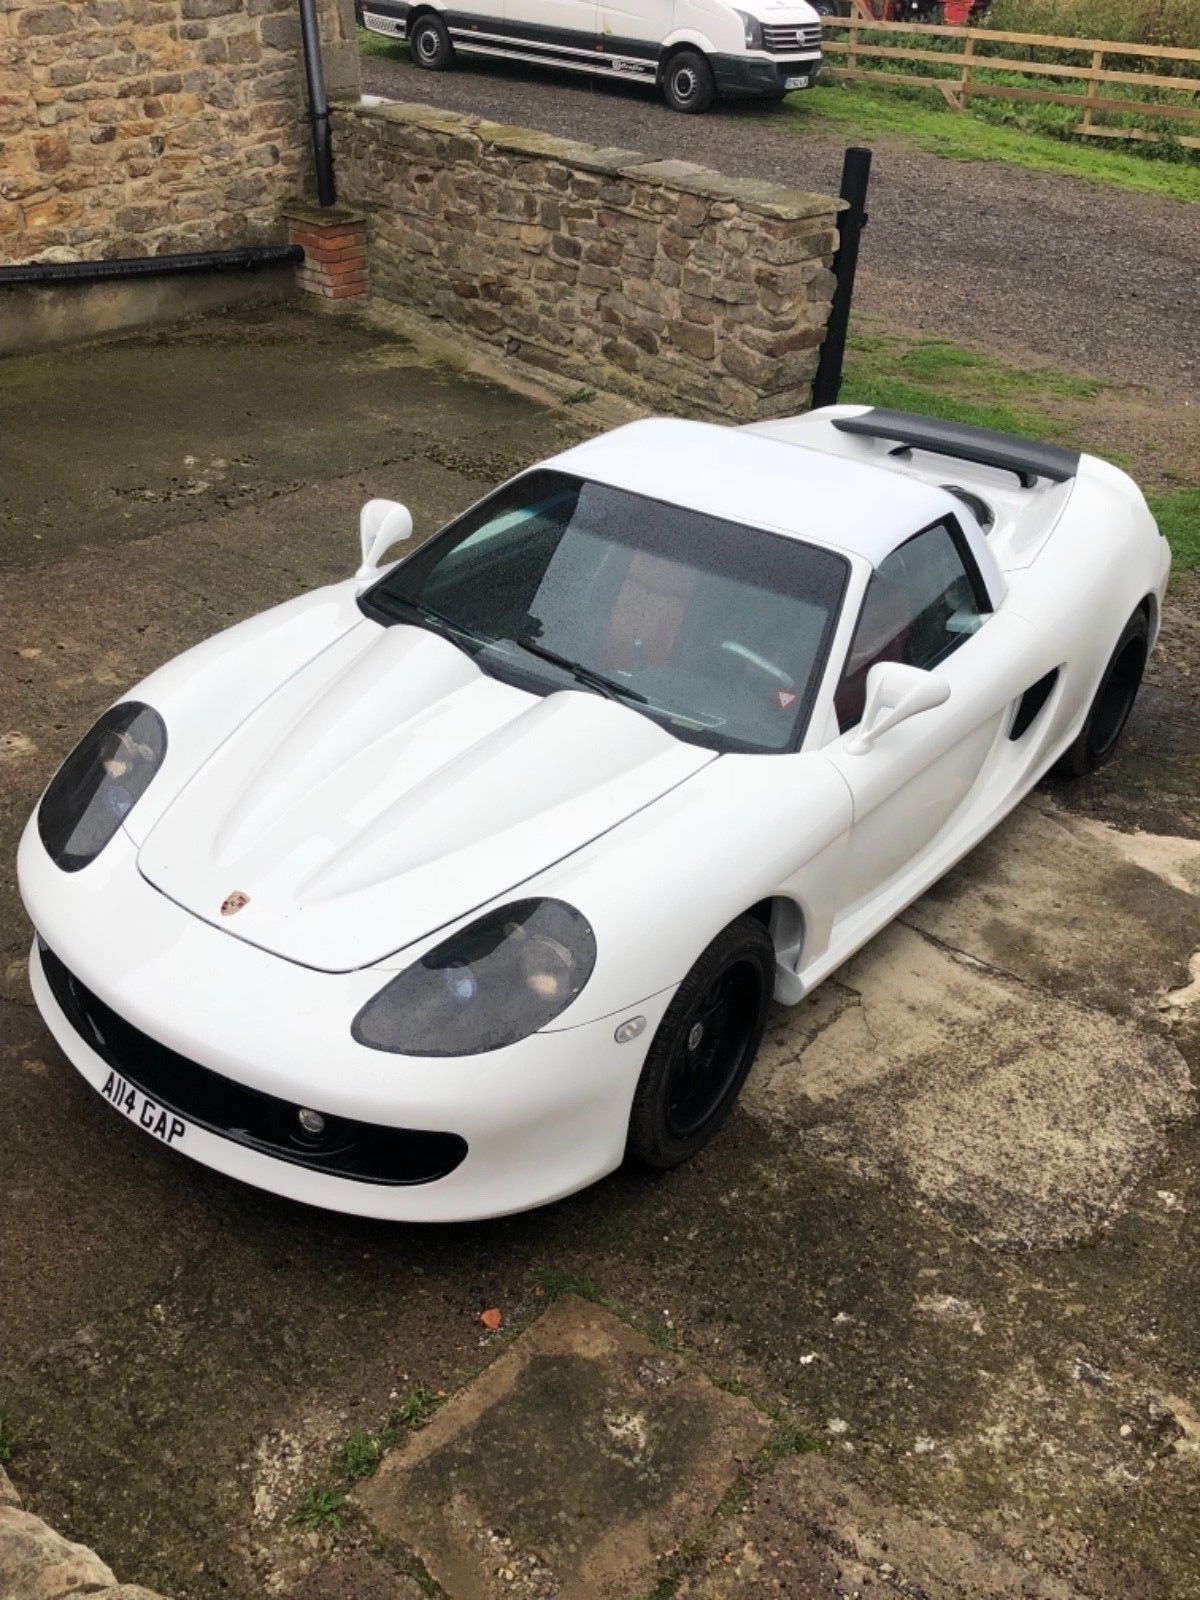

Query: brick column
[{"left": 282, "top": 203, "right": 368, "bottom": 301}]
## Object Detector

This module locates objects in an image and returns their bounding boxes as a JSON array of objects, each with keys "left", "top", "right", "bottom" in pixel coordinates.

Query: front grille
[
  {"left": 39, "top": 943, "right": 468, "bottom": 1187},
  {"left": 762, "top": 22, "right": 822, "bottom": 51}
]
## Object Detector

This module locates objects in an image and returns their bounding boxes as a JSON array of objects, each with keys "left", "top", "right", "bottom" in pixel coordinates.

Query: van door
[
  {"left": 598, "top": 0, "right": 674, "bottom": 74},
  {"left": 500, "top": 0, "right": 601, "bottom": 65}
]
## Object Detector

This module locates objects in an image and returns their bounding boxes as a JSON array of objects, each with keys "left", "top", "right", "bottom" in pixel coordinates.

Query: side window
[{"left": 834, "top": 521, "right": 988, "bottom": 732}]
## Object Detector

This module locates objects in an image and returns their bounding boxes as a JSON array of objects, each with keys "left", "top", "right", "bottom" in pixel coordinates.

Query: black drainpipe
[
  {"left": 0, "top": 243, "right": 301, "bottom": 288},
  {"left": 298, "top": 0, "right": 337, "bottom": 207}
]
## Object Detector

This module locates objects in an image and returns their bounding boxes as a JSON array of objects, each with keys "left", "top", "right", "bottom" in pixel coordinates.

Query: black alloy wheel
[
  {"left": 1053, "top": 607, "right": 1149, "bottom": 778},
  {"left": 626, "top": 915, "right": 774, "bottom": 1169}
]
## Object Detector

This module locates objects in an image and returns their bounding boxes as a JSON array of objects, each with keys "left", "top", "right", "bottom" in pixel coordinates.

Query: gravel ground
[{"left": 360, "top": 51, "right": 1200, "bottom": 395}]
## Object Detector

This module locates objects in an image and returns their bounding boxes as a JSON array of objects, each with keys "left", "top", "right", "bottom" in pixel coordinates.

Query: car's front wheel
[
  {"left": 1053, "top": 606, "right": 1149, "bottom": 779},
  {"left": 626, "top": 915, "right": 773, "bottom": 1169},
  {"left": 662, "top": 49, "right": 717, "bottom": 114},
  {"left": 409, "top": 12, "right": 454, "bottom": 70}
]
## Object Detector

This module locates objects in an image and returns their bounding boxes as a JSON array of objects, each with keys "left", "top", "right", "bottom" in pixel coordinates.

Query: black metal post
[
  {"left": 298, "top": 0, "right": 336, "bottom": 207},
  {"left": 811, "top": 146, "right": 872, "bottom": 410}
]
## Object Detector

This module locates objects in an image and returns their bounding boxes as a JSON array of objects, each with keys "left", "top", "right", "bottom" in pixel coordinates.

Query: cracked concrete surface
[
  {"left": 2, "top": 304, "right": 1199, "bottom": 1599},
  {"left": 745, "top": 790, "right": 1200, "bottom": 1252}
]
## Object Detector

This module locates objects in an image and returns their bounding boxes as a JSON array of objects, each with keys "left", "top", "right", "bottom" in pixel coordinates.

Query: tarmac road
[{"left": 361, "top": 48, "right": 1200, "bottom": 396}]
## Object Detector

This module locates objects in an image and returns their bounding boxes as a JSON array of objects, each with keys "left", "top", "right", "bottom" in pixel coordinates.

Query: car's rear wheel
[
  {"left": 1053, "top": 607, "right": 1149, "bottom": 779},
  {"left": 409, "top": 12, "right": 454, "bottom": 70},
  {"left": 626, "top": 916, "right": 773, "bottom": 1169},
  {"left": 662, "top": 49, "right": 716, "bottom": 114}
]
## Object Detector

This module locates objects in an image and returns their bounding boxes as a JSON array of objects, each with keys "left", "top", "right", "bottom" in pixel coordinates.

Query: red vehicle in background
[{"left": 809, "top": 0, "right": 989, "bottom": 19}]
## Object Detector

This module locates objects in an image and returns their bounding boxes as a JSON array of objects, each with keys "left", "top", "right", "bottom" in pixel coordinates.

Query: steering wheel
[{"left": 720, "top": 639, "right": 794, "bottom": 688}]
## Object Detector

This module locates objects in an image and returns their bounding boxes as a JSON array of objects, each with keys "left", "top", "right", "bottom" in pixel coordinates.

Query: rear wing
[{"left": 832, "top": 408, "right": 1080, "bottom": 490}]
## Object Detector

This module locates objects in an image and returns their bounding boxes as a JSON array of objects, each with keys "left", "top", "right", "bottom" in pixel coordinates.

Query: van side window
[{"left": 834, "top": 521, "right": 988, "bottom": 731}]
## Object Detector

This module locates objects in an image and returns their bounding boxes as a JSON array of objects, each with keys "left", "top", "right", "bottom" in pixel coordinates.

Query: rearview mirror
[
  {"left": 357, "top": 498, "right": 413, "bottom": 581},
  {"left": 847, "top": 662, "right": 950, "bottom": 755}
]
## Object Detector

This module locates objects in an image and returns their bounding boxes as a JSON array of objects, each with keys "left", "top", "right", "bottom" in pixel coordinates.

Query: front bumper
[
  {"left": 712, "top": 51, "right": 822, "bottom": 98},
  {"left": 19, "top": 822, "right": 672, "bottom": 1222}
]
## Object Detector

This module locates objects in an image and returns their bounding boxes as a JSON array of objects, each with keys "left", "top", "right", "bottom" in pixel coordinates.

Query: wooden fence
[{"left": 822, "top": 13, "right": 1200, "bottom": 150}]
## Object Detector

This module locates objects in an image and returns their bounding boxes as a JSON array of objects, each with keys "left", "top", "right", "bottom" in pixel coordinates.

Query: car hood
[{"left": 137, "top": 620, "right": 715, "bottom": 972}]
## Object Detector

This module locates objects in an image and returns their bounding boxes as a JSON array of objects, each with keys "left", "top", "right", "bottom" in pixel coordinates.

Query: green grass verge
[
  {"left": 357, "top": 23, "right": 405, "bottom": 58},
  {"left": 779, "top": 82, "right": 1200, "bottom": 205},
  {"left": 1150, "top": 487, "right": 1200, "bottom": 575},
  {"left": 843, "top": 324, "right": 1197, "bottom": 573}
]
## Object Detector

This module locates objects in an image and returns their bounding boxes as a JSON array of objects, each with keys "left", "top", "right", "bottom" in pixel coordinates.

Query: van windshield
[{"left": 361, "top": 469, "right": 849, "bottom": 754}]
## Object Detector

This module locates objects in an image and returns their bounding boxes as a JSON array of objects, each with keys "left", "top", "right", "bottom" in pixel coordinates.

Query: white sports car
[{"left": 19, "top": 406, "right": 1170, "bottom": 1221}]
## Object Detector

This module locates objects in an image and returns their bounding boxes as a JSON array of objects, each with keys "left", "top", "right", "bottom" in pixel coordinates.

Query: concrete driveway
[{"left": 1, "top": 303, "right": 1198, "bottom": 1600}]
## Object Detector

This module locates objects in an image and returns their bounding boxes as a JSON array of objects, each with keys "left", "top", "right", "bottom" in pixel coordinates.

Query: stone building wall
[
  {"left": 334, "top": 100, "right": 843, "bottom": 422},
  {"left": 0, "top": 0, "right": 358, "bottom": 265}
]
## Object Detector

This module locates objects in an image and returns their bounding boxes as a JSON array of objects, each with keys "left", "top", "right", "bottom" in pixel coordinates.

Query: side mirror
[
  {"left": 357, "top": 498, "right": 413, "bottom": 581},
  {"left": 846, "top": 661, "right": 949, "bottom": 755}
]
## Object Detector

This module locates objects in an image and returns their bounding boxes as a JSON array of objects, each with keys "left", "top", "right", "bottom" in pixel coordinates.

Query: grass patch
[
  {"left": 1149, "top": 488, "right": 1200, "bottom": 574},
  {"left": 357, "top": 23, "right": 406, "bottom": 58},
  {"left": 335, "top": 1426, "right": 396, "bottom": 1484},
  {"left": 392, "top": 1383, "right": 441, "bottom": 1432},
  {"left": 289, "top": 1385, "right": 446, "bottom": 1537},
  {"left": 843, "top": 327, "right": 1104, "bottom": 446},
  {"left": 779, "top": 82, "right": 1200, "bottom": 204},
  {"left": 291, "top": 1487, "right": 348, "bottom": 1534}
]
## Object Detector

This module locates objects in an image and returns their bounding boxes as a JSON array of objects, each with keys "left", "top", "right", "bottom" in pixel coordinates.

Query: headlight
[
  {"left": 735, "top": 8, "right": 763, "bottom": 48},
  {"left": 352, "top": 899, "right": 597, "bottom": 1057},
  {"left": 37, "top": 702, "right": 166, "bottom": 872}
]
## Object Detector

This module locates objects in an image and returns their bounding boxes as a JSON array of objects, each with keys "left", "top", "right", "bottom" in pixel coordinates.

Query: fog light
[
  {"left": 297, "top": 1107, "right": 326, "bottom": 1136},
  {"left": 614, "top": 1016, "right": 646, "bottom": 1044}
]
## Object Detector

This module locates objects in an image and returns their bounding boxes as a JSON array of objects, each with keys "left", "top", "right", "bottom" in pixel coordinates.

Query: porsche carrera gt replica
[{"left": 19, "top": 406, "right": 1170, "bottom": 1220}]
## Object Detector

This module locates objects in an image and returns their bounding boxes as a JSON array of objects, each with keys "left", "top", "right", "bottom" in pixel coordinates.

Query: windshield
[{"left": 360, "top": 470, "right": 849, "bottom": 754}]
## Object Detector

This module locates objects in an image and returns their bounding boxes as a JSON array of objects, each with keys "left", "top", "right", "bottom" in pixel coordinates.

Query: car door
[
  {"left": 502, "top": 0, "right": 601, "bottom": 62},
  {"left": 821, "top": 517, "right": 1032, "bottom": 915}
]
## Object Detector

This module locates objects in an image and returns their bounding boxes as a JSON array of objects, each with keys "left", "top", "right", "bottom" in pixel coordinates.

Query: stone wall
[
  {"left": 334, "top": 100, "right": 844, "bottom": 422},
  {"left": 0, "top": 0, "right": 359, "bottom": 265},
  {"left": 0, "top": 1462, "right": 169, "bottom": 1599}
]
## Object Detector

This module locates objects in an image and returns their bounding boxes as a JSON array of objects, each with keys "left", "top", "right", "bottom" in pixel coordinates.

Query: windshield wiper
[
  {"left": 377, "top": 591, "right": 490, "bottom": 647},
  {"left": 508, "top": 633, "right": 649, "bottom": 705}
]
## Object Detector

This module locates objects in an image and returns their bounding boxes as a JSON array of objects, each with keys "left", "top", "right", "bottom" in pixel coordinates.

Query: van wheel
[
  {"left": 409, "top": 12, "right": 454, "bottom": 69},
  {"left": 663, "top": 49, "right": 716, "bottom": 113}
]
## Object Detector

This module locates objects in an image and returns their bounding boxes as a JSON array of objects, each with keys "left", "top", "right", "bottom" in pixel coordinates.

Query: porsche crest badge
[{"left": 220, "top": 890, "right": 251, "bottom": 917}]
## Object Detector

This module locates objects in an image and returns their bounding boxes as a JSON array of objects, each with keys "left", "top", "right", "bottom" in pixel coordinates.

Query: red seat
[{"left": 601, "top": 551, "right": 697, "bottom": 671}]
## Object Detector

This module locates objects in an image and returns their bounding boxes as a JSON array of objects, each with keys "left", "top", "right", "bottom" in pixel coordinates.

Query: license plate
[
  {"left": 784, "top": 74, "right": 810, "bottom": 88},
  {"left": 100, "top": 1069, "right": 188, "bottom": 1147}
]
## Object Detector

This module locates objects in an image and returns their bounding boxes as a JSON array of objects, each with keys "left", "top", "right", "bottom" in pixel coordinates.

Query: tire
[
  {"left": 626, "top": 916, "right": 774, "bottom": 1169},
  {"left": 662, "top": 49, "right": 716, "bottom": 114},
  {"left": 409, "top": 12, "right": 454, "bottom": 70},
  {"left": 1053, "top": 607, "right": 1149, "bottom": 779}
]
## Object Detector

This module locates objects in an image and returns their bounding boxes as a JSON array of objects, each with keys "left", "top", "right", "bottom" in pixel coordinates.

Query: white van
[{"left": 354, "top": 0, "right": 824, "bottom": 112}]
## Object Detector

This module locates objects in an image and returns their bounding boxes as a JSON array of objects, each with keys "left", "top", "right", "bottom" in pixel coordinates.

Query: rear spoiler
[{"left": 832, "top": 407, "right": 1080, "bottom": 489}]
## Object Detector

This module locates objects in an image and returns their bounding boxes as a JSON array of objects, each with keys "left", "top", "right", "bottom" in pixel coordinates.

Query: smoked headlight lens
[
  {"left": 37, "top": 702, "right": 166, "bottom": 872},
  {"left": 352, "top": 899, "right": 597, "bottom": 1056},
  {"left": 735, "top": 8, "right": 763, "bottom": 48}
]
